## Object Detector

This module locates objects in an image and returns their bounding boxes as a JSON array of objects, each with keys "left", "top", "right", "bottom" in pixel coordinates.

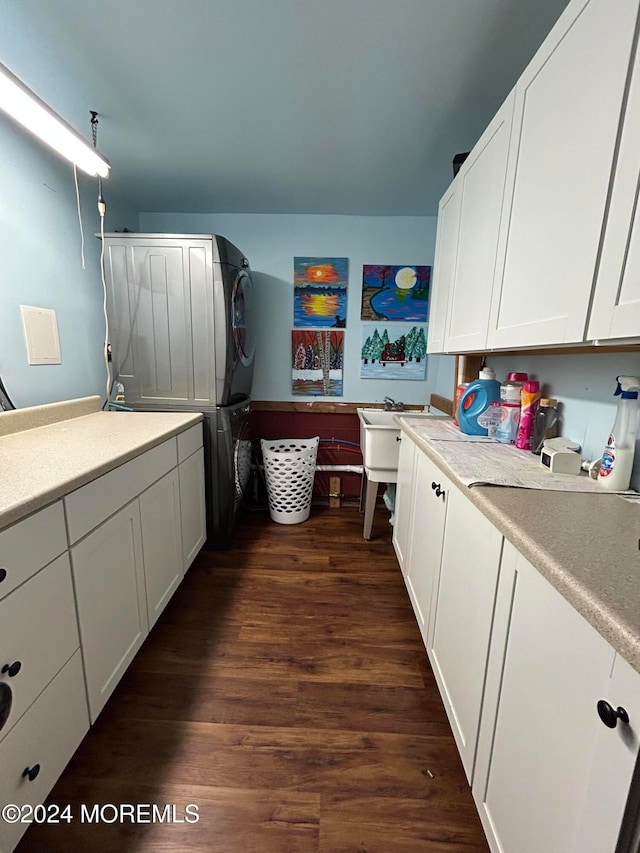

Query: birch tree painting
[{"left": 292, "top": 330, "right": 344, "bottom": 396}]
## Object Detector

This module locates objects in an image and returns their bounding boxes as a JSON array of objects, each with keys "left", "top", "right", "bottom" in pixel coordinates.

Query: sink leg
[
  {"left": 359, "top": 471, "right": 367, "bottom": 514},
  {"left": 363, "top": 478, "right": 378, "bottom": 540}
]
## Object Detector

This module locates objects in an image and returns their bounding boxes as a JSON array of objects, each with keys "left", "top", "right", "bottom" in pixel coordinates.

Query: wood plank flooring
[{"left": 19, "top": 506, "right": 489, "bottom": 852}]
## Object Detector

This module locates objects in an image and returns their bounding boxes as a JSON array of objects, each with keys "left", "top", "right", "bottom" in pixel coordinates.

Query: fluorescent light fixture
[{"left": 0, "top": 62, "right": 110, "bottom": 177}]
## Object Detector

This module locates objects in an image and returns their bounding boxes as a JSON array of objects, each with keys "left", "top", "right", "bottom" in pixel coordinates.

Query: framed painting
[
  {"left": 292, "top": 329, "right": 344, "bottom": 396},
  {"left": 360, "top": 323, "right": 427, "bottom": 380},
  {"left": 361, "top": 264, "right": 430, "bottom": 322},
  {"left": 294, "top": 257, "right": 348, "bottom": 328}
]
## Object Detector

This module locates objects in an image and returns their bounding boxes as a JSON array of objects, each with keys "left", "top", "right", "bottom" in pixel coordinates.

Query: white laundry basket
[{"left": 261, "top": 437, "right": 320, "bottom": 524}]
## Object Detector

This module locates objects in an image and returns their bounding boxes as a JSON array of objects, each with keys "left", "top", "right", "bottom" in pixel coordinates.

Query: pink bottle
[{"left": 515, "top": 381, "right": 541, "bottom": 450}]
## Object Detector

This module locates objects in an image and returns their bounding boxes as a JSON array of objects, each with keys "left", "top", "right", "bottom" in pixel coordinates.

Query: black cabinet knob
[
  {"left": 431, "top": 482, "right": 439, "bottom": 491},
  {"left": 22, "top": 764, "right": 40, "bottom": 782},
  {"left": 0, "top": 568, "right": 6, "bottom": 583},
  {"left": 597, "top": 700, "right": 629, "bottom": 728},
  {"left": 435, "top": 487, "right": 446, "bottom": 499},
  {"left": 2, "top": 662, "right": 21, "bottom": 678},
  {"left": 0, "top": 683, "right": 12, "bottom": 732},
  {"left": 396, "top": 436, "right": 402, "bottom": 442}
]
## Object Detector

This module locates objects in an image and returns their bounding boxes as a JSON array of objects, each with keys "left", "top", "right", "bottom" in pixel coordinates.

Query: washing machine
[{"left": 102, "top": 233, "right": 256, "bottom": 547}]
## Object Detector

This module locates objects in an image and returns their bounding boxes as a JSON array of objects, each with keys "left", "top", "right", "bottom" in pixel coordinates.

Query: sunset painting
[
  {"left": 361, "top": 264, "right": 430, "bottom": 322},
  {"left": 294, "top": 257, "right": 348, "bottom": 328}
]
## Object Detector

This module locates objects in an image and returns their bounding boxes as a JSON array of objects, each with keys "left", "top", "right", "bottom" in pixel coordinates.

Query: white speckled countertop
[
  {"left": 0, "top": 397, "right": 202, "bottom": 532},
  {"left": 398, "top": 415, "right": 640, "bottom": 674}
]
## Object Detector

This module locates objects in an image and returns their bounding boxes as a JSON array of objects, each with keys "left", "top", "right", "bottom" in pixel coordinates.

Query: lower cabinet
[
  {"left": 474, "top": 544, "right": 640, "bottom": 853},
  {"left": 71, "top": 500, "right": 149, "bottom": 723},
  {"left": 139, "top": 468, "right": 184, "bottom": 629},
  {"left": 427, "top": 479, "right": 503, "bottom": 781},
  {"left": 0, "top": 651, "right": 89, "bottom": 852},
  {"left": 395, "top": 436, "right": 640, "bottom": 851},
  {"left": 179, "top": 446, "right": 207, "bottom": 569},
  {"left": 392, "top": 436, "right": 417, "bottom": 570},
  {"left": 403, "top": 450, "right": 450, "bottom": 647}
]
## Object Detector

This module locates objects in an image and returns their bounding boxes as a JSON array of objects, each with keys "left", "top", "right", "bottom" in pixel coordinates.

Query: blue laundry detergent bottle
[{"left": 458, "top": 366, "right": 502, "bottom": 435}]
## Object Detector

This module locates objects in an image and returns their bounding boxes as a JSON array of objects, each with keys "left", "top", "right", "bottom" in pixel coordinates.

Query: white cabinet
[
  {"left": 444, "top": 90, "right": 515, "bottom": 352},
  {"left": 427, "top": 483, "right": 503, "bottom": 780},
  {"left": 474, "top": 545, "right": 639, "bottom": 853},
  {"left": 0, "top": 502, "right": 67, "bottom": 602},
  {"left": 391, "top": 436, "right": 417, "bottom": 570},
  {"left": 0, "top": 652, "right": 88, "bottom": 852},
  {"left": 0, "top": 554, "right": 79, "bottom": 743},
  {"left": 404, "top": 451, "right": 450, "bottom": 648},
  {"left": 487, "top": 0, "right": 639, "bottom": 349},
  {"left": 588, "top": 32, "right": 640, "bottom": 341},
  {"left": 140, "top": 468, "right": 184, "bottom": 628},
  {"left": 179, "top": 446, "right": 207, "bottom": 570},
  {"left": 427, "top": 182, "right": 460, "bottom": 354},
  {"left": 71, "top": 501, "right": 148, "bottom": 722}
]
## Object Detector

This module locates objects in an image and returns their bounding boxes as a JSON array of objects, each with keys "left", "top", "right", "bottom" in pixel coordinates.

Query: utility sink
[{"left": 357, "top": 407, "right": 432, "bottom": 479}]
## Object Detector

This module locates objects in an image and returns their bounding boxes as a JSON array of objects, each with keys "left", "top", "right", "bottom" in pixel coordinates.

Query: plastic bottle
[
  {"left": 598, "top": 376, "right": 640, "bottom": 491},
  {"left": 453, "top": 383, "right": 468, "bottom": 427},
  {"left": 495, "top": 373, "right": 527, "bottom": 444},
  {"left": 531, "top": 398, "right": 559, "bottom": 455},
  {"left": 515, "top": 381, "right": 541, "bottom": 450},
  {"left": 458, "top": 367, "right": 501, "bottom": 436}
]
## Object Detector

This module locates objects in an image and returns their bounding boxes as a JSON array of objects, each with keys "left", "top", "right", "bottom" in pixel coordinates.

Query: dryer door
[{"left": 232, "top": 270, "right": 256, "bottom": 367}]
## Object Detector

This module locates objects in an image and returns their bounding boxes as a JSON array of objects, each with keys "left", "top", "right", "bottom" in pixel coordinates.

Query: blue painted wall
[
  {"left": 140, "top": 212, "right": 456, "bottom": 406},
  {"left": 0, "top": 3, "right": 138, "bottom": 408}
]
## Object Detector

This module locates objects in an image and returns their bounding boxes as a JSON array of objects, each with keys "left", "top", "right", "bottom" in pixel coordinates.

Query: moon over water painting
[
  {"left": 360, "top": 323, "right": 427, "bottom": 380},
  {"left": 294, "top": 257, "right": 348, "bottom": 328},
  {"left": 361, "top": 264, "right": 431, "bottom": 322}
]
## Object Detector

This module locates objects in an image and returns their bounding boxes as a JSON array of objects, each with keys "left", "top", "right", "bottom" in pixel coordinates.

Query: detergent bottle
[
  {"left": 458, "top": 366, "right": 501, "bottom": 436},
  {"left": 598, "top": 375, "right": 640, "bottom": 491}
]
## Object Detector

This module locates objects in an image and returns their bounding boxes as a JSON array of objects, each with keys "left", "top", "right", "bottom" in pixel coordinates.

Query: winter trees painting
[
  {"left": 292, "top": 330, "right": 344, "bottom": 396},
  {"left": 360, "top": 323, "right": 427, "bottom": 379}
]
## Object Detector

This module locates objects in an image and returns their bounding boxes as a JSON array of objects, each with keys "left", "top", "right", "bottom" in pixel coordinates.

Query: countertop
[
  {"left": 0, "top": 398, "right": 202, "bottom": 532},
  {"left": 398, "top": 416, "right": 640, "bottom": 673}
]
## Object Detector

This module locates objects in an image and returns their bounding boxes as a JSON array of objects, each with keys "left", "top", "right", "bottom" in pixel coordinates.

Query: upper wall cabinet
[
  {"left": 427, "top": 182, "right": 460, "bottom": 354},
  {"left": 444, "top": 91, "right": 515, "bottom": 353},
  {"left": 587, "top": 33, "right": 640, "bottom": 341},
  {"left": 486, "top": 0, "right": 639, "bottom": 349}
]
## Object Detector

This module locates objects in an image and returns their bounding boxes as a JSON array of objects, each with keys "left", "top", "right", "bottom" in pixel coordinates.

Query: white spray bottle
[{"left": 598, "top": 375, "right": 640, "bottom": 491}]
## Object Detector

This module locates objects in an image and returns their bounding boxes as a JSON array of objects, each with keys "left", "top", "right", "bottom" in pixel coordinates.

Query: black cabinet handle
[
  {"left": 0, "top": 683, "right": 12, "bottom": 732},
  {"left": 431, "top": 482, "right": 439, "bottom": 491},
  {"left": 435, "top": 487, "right": 446, "bottom": 499},
  {"left": 396, "top": 436, "right": 402, "bottom": 442},
  {"left": 22, "top": 764, "right": 40, "bottom": 782},
  {"left": 2, "top": 662, "right": 21, "bottom": 678},
  {"left": 0, "top": 568, "right": 6, "bottom": 583},
  {"left": 597, "top": 700, "right": 629, "bottom": 728}
]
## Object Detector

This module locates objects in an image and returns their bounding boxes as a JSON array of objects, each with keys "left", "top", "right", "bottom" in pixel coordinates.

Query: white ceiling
[{"left": 5, "top": 0, "right": 570, "bottom": 216}]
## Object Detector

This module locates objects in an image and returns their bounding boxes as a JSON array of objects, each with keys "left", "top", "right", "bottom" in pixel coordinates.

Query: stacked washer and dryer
[{"left": 102, "top": 233, "right": 255, "bottom": 548}]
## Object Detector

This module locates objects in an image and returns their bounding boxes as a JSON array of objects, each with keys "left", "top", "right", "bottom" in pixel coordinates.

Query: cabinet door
[
  {"left": 179, "top": 447, "right": 207, "bottom": 570},
  {"left": 140, "top": 468, "right": 184, "bottom": 628},
  {"left": 588, "top": 35, "right": 640, "bottom": 341},
  {"left": 487, "top": 0, "right": 639, "bottom": 348},
  {"left": 444, "top": 90, "right": 515, "bottom": 352},
  {"left": 478, "top": 551, "right": 615, "bottom": 853},
  {"left": 427, "top": 182, "right": 460, "bottom": 354},
  {"left": 392, "top": 436, "right": 417, "bottom": 570},
  {"left": 404, "top": 451, "right": 449, "bottom": 648},
  {"left": 0, "top": 652, "right": 88, "bottom": 852},
  {"left": 71, "top": 501, "right": 148, "bottom": 722},
  {"left": 427, "top": 486, "right": 503, "bottom": 781}
]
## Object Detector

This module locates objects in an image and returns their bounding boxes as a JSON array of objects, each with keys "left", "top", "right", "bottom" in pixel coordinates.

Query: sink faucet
[{"left": 383, "top": 397, "right": 404, "bottom": 411}]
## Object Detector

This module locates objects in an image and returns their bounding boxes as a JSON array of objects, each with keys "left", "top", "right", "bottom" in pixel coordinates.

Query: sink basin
[{"left": 357, "top": 407, "right": 432, "bottom": 480}]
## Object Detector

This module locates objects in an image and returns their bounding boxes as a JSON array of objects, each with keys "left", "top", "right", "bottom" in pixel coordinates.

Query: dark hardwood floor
[{"left": 19, "top": 506, "right": 489, "bottom": 852}]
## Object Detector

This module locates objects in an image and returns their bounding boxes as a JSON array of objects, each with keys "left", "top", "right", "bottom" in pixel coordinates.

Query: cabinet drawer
[
  {"left": 0, "top": 502, "right": 67, "bottom": 602},
  {"left": 0, "top": 553, "right": 80, "bottom": 743},
  {"left": 65, "top": 438, "right": 178, "bottom": 544},
  {"left": 177, "top": 422, "right": 204, "bottom": 464},
  {"left": 0, "top": 651, "right": 89, "bottom": 852}
]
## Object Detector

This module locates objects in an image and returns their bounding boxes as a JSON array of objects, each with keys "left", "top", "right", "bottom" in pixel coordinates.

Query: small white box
[
  {"left": 540, "top": 446, "right": 581, "bottom": 475},
  {"left": 21, "top": 305, "right": 61, "bottom": 365}
]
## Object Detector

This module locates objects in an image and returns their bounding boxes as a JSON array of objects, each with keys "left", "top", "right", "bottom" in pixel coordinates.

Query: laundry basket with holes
[{"left": 260, "top": 437, "right": 320, "bottom": 524}]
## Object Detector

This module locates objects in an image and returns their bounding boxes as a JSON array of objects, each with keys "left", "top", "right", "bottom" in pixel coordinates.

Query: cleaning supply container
[
  {"left": 458, "top": 366, "right": 501, "bottom": 436},
  {"left": 515, "top": 381, "right": 541, "bottom": 450},
  {"left": 531, "top": 398, "right": 560, "bottom": 454},
  {"left": 261, "top": 437, "right": 319, "bottom": 523},
  {"left": 598, "top": 376, "right": 640, "bottom": 491},
  {"left": 495, "top": 373, "right": 527, "bottom": 444}
]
